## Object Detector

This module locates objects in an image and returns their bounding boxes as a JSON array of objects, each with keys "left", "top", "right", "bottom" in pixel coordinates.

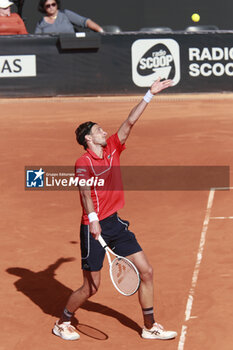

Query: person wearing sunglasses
[
  {"left": 35, "top": 0, "right": 104, "bottom": 34},
  {"left": 0, "top": 0, "right": 27, "bottom": 34}
]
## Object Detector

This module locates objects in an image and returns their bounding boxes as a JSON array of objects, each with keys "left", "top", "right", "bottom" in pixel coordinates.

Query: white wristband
[
  {"left": 88, "top": 212, "right": 99, "bottom": 222},
  {"left": 143, "top": 89, "right": 154, "bottom": 103}
]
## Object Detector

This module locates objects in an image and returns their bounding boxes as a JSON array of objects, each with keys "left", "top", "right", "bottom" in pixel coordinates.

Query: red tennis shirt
[{"left": 75, "top": 133, "right": 126, "bottom": 224}]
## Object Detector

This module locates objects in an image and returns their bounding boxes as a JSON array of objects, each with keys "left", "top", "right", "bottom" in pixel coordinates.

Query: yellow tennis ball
[{"left": 191, "top": 13, "right": 200, "bottom": 22}]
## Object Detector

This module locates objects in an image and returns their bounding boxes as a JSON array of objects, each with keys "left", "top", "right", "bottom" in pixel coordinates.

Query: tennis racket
[{"left": 98, "top": 235, "right": 140, "bottom": 296}]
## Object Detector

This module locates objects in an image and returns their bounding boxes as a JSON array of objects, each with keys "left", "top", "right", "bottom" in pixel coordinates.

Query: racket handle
[{"left": 98, "top": 235, "right": 107, "bottom": 248}]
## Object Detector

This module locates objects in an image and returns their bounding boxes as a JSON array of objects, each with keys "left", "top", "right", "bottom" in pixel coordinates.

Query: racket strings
[{"left": 110, "top": 257, "right": 139, "bottom": 295}]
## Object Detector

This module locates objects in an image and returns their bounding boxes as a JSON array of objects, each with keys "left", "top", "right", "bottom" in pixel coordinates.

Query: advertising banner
[{"left": 0, "top": 32, "right": 232, "bottom": 97}]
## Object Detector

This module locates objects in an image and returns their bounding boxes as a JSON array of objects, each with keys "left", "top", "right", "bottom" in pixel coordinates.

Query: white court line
[
  {"left": 178, "top": 186, "right": 232, "bottom": 349},
  {"left": 210, "top": 186, "right": 233, "bottom": 220},
  {"left": 178, "top": 188, "right": 216, "bottom": 350},
  {"left": 210, "top": 216, "right": 233, "bottom": 219}
]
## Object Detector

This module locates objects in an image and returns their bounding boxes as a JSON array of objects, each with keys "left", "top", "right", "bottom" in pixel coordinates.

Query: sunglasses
[{"left": 45, "top": 2, "right": 57, "bottom": 9}]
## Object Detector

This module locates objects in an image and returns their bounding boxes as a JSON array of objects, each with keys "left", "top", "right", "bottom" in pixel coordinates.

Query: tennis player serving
[{"left": 53, "top": 78, "right": 177, "bottom": 341}]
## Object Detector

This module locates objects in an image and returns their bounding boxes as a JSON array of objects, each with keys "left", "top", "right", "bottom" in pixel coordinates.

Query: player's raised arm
[{"left": 117, "top": 78, "right": 173, "bottom": 145}]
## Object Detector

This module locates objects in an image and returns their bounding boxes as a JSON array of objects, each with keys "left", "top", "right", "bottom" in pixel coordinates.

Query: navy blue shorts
[{"left": 80, "top": 213, "right": 142, "bottom": 271}]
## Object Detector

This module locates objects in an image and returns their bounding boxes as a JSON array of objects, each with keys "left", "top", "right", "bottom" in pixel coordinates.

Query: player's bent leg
[
  {"left": 127, "top": 251, "right": 177, "bottom": 340},
  {"left": 127, "top": 251, "right": 154, "bottom": 309},
  {"left": 53, "top": 270, "right": 101, "bottom": 340},
  {"left": 65, "top": 270, "right": 101, "bottom": 312}
]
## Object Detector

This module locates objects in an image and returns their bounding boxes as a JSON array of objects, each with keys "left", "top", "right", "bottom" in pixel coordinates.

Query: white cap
[{"left": 0, "top": 0, "right": 14, "bottom": 9}]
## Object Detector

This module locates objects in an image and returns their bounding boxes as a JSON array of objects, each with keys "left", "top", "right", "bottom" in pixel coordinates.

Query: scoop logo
[{"left": 132, "top": 39, "right": 180, "bottom": 87}]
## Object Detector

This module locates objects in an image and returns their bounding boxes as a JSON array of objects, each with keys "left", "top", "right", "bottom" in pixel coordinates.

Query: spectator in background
[
  {"left": 0, "top": 0, "right": 27, "bottom": 34},
  {"left": 35, "top": 0, "right": 104, "bottom": 34}
]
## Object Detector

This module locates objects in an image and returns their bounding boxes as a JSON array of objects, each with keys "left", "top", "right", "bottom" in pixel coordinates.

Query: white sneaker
[
  {"left": 142, "top": 322, "right": 177, "bottom": 340},
  {"left": 53, "top": 321, "right": 80, "bottom": 340}
]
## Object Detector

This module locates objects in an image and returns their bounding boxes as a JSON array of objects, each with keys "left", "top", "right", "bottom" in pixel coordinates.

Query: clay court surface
[{"left": 1, "top": 93, "right": 233, "bottom": 350}]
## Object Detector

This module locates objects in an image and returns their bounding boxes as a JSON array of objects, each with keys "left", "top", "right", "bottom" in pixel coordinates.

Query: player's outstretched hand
[{"left": 150, "top": 78, "right": 173, "bottom": 95}]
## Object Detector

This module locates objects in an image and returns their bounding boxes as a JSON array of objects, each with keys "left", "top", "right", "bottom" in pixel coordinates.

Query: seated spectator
[
  {"left": 0, "top": 0, "right": 28, "bottom": 35},
  {"left": 35, "top": 0, "right": 104, "bottom": 34}
]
